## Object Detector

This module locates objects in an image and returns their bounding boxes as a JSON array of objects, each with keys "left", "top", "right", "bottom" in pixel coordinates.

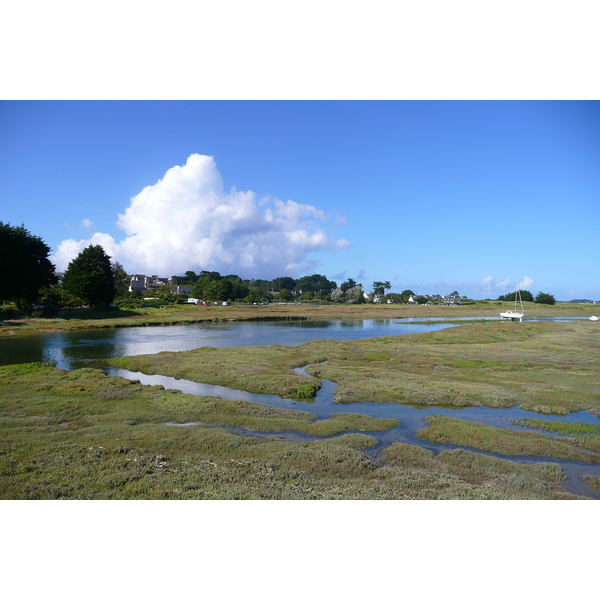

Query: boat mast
[{"left": 515, "top": 285, "right": 524, "bottom": 314}]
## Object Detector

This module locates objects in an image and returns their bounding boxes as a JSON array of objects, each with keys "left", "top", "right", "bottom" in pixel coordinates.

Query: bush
[
  {"left": 535, "top": 292, "right": 556, "bottom": 305},
  {"left": 0, "top": 304, "right": 25, "bottom": 319}
]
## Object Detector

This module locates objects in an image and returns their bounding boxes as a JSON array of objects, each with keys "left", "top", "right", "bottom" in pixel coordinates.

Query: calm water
[
  {"left": 2, "top": 315, "right": 589, "bottom": 370},
  {"left": 0, "top": 319, "right": 457, "bottom": 369}
]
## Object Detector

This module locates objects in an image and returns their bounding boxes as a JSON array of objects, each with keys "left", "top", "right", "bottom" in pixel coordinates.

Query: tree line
[
  {"left": 1, "top": 222, "right": 398, "bottom": 309},
  {"left": 497, "top": 290, "right": 556, "bottom": 305},
  {"left": 1, "top": 221, "right": 559, "bottom": 311}
]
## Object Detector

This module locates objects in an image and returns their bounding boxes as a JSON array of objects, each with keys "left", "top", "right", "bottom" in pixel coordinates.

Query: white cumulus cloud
[{"left": 53, "top": 154, "right": 349, "bottom": 277}]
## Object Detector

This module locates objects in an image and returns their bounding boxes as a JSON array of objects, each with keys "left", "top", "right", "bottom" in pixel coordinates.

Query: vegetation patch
[
  {"left": 583, "top": 476, "right": 600, "bottom": 493},
  {"left": 363, "top": 352, "right": 390, "bottom": 361},
  {"left": 513, "top": 418, "right": 600, "bottom": 437},
  {"left": 417, "top": 415, "right": 600, "bottom": 464},
  {"left": 380, "top": 442, "right": 570, "bottom": 499},
  {"left": 305, "top": 413, "right": 398, "bottom": 436}
]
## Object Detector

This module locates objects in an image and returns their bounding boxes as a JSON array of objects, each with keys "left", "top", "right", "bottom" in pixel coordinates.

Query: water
[
  {"left": 2, "top": 316, "right": 590, "bottom": 370},
  {"left": 0, "top": 319, "right": 457, "bottom": 370}
]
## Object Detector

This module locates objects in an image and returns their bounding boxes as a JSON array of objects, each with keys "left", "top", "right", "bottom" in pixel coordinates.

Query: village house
[{"left": 128, "top": 274, "right": 170, "bottom": 293}]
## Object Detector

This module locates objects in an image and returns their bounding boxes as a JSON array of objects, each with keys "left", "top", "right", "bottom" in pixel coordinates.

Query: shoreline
[{"left": 2, "top": 301, "right": 598, "bottom": 338}]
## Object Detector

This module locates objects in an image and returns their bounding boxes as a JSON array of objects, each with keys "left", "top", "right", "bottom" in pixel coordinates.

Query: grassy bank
[
  {"left": 110, "top": 320, "right": 600, "bottom": 416},
  {"left": 0, "top": 363, "right": 581, "bottom": 499},
  {"left": 417, "top": 415, "right": 600, "bottom": 464},
  {"left": 1, "top": 301, "right": 597, "bottom": 337}
]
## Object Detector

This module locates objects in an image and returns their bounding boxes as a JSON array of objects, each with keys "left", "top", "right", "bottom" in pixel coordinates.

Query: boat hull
[{"left": 500, "top": 311, "right": 524, "bottom": 321}]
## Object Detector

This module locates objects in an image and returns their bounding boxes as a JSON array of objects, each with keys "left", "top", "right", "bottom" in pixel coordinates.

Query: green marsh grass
[
  {"left": 513, "top": 418, "right": 600, "bottom": 437},
  {"left": 0, "top": 363, "right": 585, "bottom": 499},
  {"left": 418, "top": 415, "right": 600, "bottom": 464}
]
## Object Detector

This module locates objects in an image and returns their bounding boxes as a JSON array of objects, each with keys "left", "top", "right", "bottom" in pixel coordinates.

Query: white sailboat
[{"left": 500, "top": 286, "right": 524, "bottom": 322}]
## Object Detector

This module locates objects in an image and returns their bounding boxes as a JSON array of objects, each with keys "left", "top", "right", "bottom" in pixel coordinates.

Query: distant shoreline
[{"left": 1, "top": 301, "right": 598, "bottom": 338}]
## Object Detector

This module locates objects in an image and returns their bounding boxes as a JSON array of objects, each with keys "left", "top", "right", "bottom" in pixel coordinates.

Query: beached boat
[{"left": 500, "top": 287, "right": 524, "bottom": 321}]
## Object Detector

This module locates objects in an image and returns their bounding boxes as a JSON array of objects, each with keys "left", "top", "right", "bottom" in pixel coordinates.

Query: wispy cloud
[
  {"left": 53, "top": 154, "right": 349, "bottom": 277},
  {"left": 81, "top": 219, "right": 94, "bottom": 229},
  {"left": 517, "top": 276, "right": 535, "bottom": 290}
]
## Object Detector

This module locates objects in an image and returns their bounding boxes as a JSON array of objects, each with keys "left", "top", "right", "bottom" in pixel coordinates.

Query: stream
[{"left": 107, "top": 364, "right": 600, "bottom": 499}]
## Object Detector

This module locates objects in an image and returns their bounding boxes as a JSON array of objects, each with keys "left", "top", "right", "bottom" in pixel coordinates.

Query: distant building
[
  {"left": 442, "top": 295, "right": 462, "bottom": 305},
  {"left": 128, "top": 274, "right": 169, "bottom": 293}
]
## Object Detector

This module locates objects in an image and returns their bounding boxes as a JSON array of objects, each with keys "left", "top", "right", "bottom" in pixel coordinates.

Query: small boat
[
  {"left": 590, "top": 316, "right": 599, "bottom": 321},
  {"left": 500, "top": 286, "right": 524, "bottom": 322}
]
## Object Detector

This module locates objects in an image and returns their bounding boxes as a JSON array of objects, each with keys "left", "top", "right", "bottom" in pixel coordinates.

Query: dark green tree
[
  {"left": 272, "top": 276, "right": 297, "bottom": 292},
  {"left": 112, "top": 261, "right": 129, "bottom": 297},
  {"left": 498, "top": 290, "right": 534, "bottom": 302},
  {"left": 296, "top": 274, "right": 337, "bottom": 296},
  {"left": 62, "top": 245, "right": 116, "bottom": 306},
  {"left": 535, "top": 292, "right": 556, "bottom": 305},
  {"left": 340, "top": 278, "right": 358, "bottom": 293},
  {"left": 222, "top": 275, "right": 248, "bottom": 300},
  {"left": 0, "top": 222, "right": 57, "bottom": 307},
  {"left": 372, "top": 281, "right": 391, "bottom": 296}
]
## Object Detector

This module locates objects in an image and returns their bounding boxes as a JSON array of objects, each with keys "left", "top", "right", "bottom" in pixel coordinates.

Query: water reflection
[{"left": 0, "top": 319, "right": 456, "bottom": 370}]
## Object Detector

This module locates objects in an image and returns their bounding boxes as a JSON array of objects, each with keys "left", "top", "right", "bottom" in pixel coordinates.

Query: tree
[
  {"left": 372, "top": 281, "right": 391, "bottom": 296},
  {"left": 0, "top": 222, "right": 57, "bottom": 307},
  {"left": 278, "top": 288, "right": 292, "bottom": 301},
  {"left": 62, "top": 245, "right": 116, "bottom": 307},
  {"left": 112, "top": 261, "right": 129, "bottom": 297},
  {"left": 330, "top": 288, "right": 344, "bottom": 302},
  {"left": 535, "top": 292, "right": 556, "bottom": 305},
  {"left": 340, "top": 278, "right": 358, "bottom": 293},
  {"left": 345, "top": 285, "right": 365, "bottom": 304},
  {"left": 399, "top": 289, "right": 415, "bottom": 303},
  {"left": 272, "top": 277, "right": 296, "bottom": 292},
  {"left": 498, "top": 290, "right": 534, "bottom": 302},
  {"left": 296, "top": 274, "right": 337, "bottom": 297}
]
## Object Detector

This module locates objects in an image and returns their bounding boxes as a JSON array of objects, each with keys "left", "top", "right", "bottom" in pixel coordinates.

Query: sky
[{"left": 1, "top": 100, "right": 599, "bottom": 300}]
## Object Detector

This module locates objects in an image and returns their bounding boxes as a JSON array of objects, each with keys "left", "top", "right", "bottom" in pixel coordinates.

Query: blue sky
[{"left": 1, "top": 100, "right": 599, "bottom": 300}]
